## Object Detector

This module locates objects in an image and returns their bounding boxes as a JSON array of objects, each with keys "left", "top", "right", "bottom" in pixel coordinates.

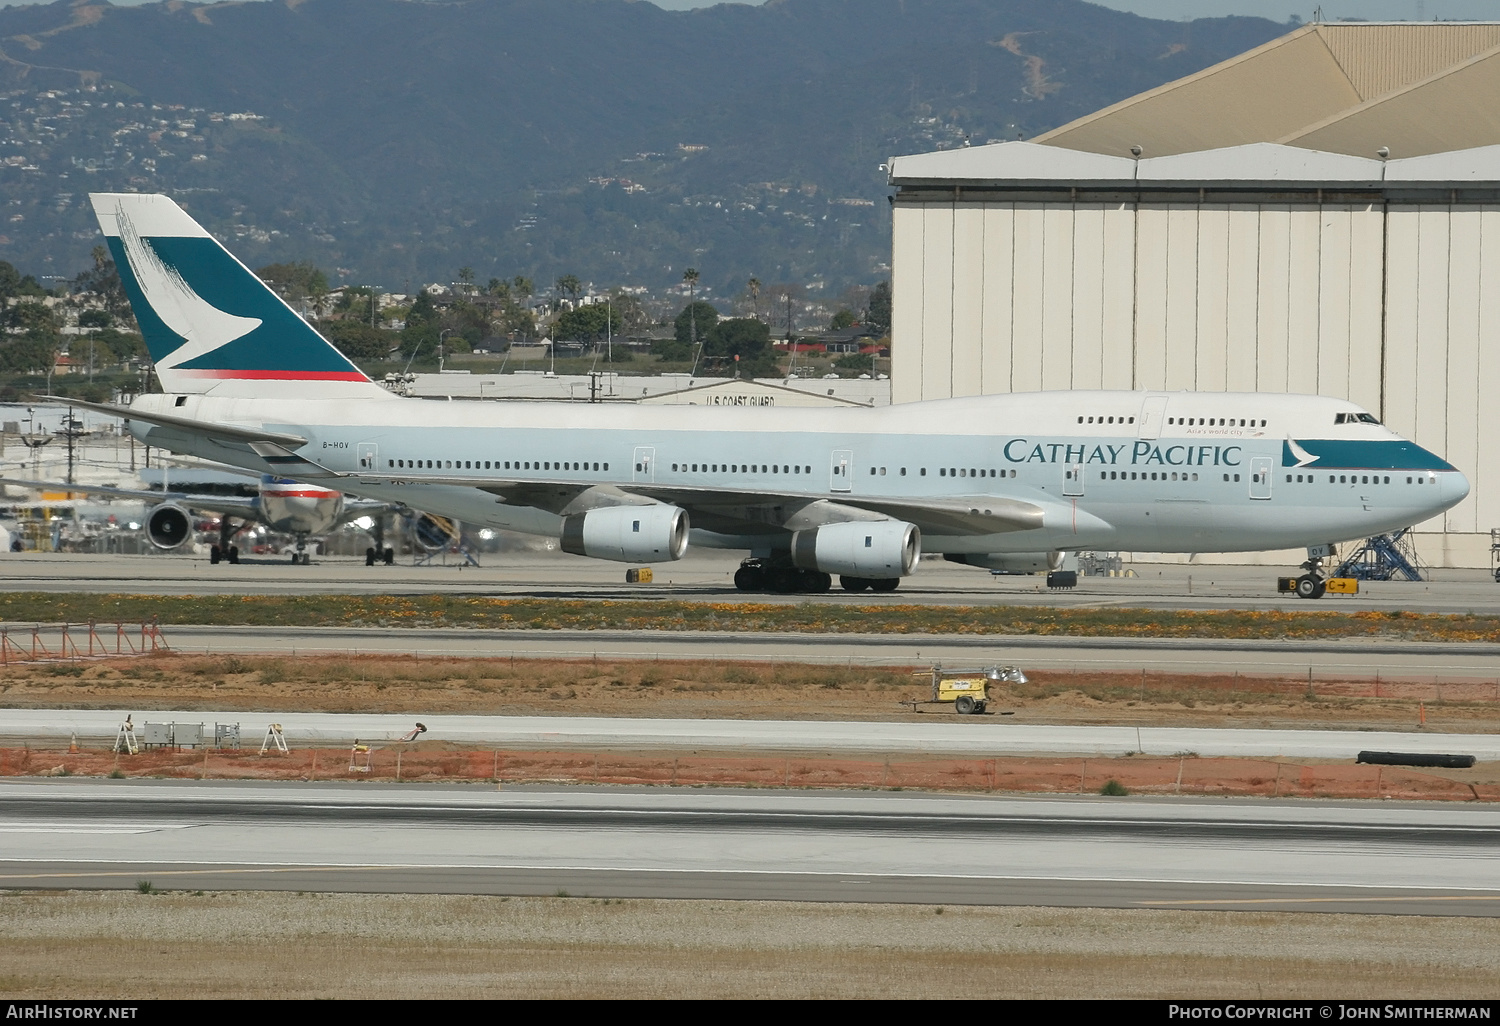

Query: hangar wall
[{"left": 890, "top": 194, "right": 1500, "bottom": 567}]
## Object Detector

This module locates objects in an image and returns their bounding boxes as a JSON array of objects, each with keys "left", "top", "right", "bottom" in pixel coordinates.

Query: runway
[
  {"left": 7, "top": 707, "right": 1498, "bottom": 760},
  {"left": 3, "top": 779, "right": 1497, "bottom": 915},
  {"left": 145, "top": 623, "right": 1500, "bottom": 678},
  {"left": 5, "top": 551, "right": 1500, "bottom": 615}
]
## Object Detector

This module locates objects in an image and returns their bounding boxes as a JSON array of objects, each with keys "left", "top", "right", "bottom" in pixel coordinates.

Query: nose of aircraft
[{"left": 1443, "top": 468, "right": 1472, "bottom": 507}]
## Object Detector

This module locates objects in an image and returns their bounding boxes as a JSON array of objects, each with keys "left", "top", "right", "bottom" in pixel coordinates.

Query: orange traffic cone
[{"left": 68, "top": 732, "right": 78, "bottom": 754}]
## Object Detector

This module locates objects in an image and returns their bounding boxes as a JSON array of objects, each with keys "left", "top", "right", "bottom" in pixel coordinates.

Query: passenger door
[
  {"left": 830, "top": 449, "right": 853, "bottom": 493},
  {"left": 633, "top": 446, "right": 655, "bottom": 483},
  {"left": 1063, "top": 463, "right": 1085, "bottom": 497},
  {"left": 1249, "top": 456, "right": 1273, "bottom": 500},
  {"left": 1138, "top": 396, "right": 1168, "bottom": 440}
]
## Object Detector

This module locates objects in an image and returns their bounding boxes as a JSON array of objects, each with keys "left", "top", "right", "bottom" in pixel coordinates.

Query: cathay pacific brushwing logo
[
  {"left": 115, "top": 205, "right": 261, "bottom": 370},
  {"left": 1285, "top": 437, "right": 1319, "bottom": 468}
]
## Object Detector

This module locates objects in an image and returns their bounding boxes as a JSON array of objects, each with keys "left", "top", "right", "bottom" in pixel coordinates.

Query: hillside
[{"left": 0, "top": 0, "right": 1286, "bottom": 296}]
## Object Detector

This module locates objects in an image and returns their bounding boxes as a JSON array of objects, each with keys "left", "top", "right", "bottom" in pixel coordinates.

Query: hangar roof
[
  {"left": 886, "top": 140, "right": 1500, "bottom": 189},
  {"left": 1030, "top": 22, "right": 1500, "bottom": 161}
]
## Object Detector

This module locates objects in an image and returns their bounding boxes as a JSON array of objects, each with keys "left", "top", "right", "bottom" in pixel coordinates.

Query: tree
[
  {"left": 865, "top": 280, "right": 891, "bottom": 334},
  {"left": 406, "top": 290, "right": 438, "bottom": 327},
  {"left": 835, "top": 352, "right": 874, "bottom": 372},
  {"left": 553, "top": 303, "right": 621, "bottom": 346},
  {"left": 607, "top": 289, "right": 649, "bottom": 334},
  {"left": 322, "top": 320, "right": 395, "bottom": 362},
  {"left": 746, "top": 276, "right": 762, "bottom": 321},
  {"left": 554, "top": 274, "right": 582, "bottom": 307},
  {"left": 257, "top": 261, "right": 329, "bottom": 314},
  {"left": 705, "top": 317, "right": 775, "bottom": 376},
  {"left": 457, "top": 266, "right": 475, "bottom": 295},
  {"left": 829, "top": 308, "right": 857, "bottom": 331},
  {"left": 674, "top": 301, "right": 718, "bottom": 347},
  {"left": 78, "top": 309, "right": 113, "bottom": 329}
]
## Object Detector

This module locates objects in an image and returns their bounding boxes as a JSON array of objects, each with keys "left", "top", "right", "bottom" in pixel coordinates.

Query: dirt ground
[
  {"left": 2, "top": 652, "right": 1497, "bottom": 733},
  {"left": 1, "top": 891, "right": 1496, "bottom": 999}
]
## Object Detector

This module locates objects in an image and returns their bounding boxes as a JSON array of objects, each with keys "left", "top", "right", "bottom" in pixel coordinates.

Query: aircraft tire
[
  {"left": 1295, "top": 574, "right": 1323, "bottom": 599},
  {"left": 840, "top": 576, "right": 870, "bottom": 592},
  {"left": 769, "top": 568, "right": 802, "bottom": 594},
  {"left": 733, "top": 566, "right": 762, "bottom": 591},
  {"left": 209, "top": 545, "right": 221, "bottom": 565},
  {"left": 383, "top": 548, "right": 395, "bottom": 565},
  {"left": 870, "top": 577, "right": 900, "bottom": 593},
  {"left": 801, "top": 570, "right": 832, "bottom": 593},
  {"left": 365, "top": 547, "right": 376, "bottom": 566},
  {"left": 228, "top": 547, "right": 239, "bottom": 564}
]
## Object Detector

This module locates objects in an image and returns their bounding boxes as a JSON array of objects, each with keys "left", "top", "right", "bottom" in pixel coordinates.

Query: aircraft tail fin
[{"left": 89, "top": 193, "right": 387, "bottom": 399}]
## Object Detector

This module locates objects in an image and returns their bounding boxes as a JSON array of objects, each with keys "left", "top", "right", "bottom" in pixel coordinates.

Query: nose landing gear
[{"left": 1279, "top": 545, "right": 1335, "bottom": 599}]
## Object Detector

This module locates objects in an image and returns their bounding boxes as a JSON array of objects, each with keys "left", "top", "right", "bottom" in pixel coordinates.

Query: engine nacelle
[
  {"left": 410, "top": 512, "right": 461, "bottom": 553},
  {"left": 944, "top": 551, "right": 1063, "bottom": 573},
  {"left": 791, "top": 520, "right": 920, "bottom": 577},
  {"left": 560, "top": 504, "right": 689, "bottom": 563},
  {"left": 146, "top": 503, "right": 193, "bottom": 550}
]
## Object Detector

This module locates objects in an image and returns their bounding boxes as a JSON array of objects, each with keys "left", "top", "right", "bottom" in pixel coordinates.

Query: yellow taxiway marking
[{"left": 1140, "top": 895, "right": 1500, "bottom": 906}]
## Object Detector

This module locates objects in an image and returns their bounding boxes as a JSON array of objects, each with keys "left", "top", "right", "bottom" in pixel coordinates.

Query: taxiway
[{"left": 2, "top": 779, "right": 1497, "bottom": 915}]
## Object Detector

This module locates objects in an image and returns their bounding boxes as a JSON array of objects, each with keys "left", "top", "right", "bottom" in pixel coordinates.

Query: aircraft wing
[
  {"left": 0, "top": 476, "right": 262, "bottom": 518},
  {"left": 446, "top": 476, "right": 1046, "bottom": 537},
  {"left": 37, "top": 397, "right": 311, "bottom": 450}
]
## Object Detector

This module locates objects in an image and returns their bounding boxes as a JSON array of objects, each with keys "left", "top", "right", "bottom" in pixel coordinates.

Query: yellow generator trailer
[{"left": 925, "top": 664, "right": 1027, "bottom": 715}]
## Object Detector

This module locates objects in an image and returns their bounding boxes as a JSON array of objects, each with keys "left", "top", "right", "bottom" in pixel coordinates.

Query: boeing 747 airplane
[{"left": 54, "top": 193, "right": 1469, "bottom": 598}]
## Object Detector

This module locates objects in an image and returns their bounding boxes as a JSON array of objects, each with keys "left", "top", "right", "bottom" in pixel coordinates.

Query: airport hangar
[{"left": 886, "top": 21, "right": 1500, "bottom": 570}]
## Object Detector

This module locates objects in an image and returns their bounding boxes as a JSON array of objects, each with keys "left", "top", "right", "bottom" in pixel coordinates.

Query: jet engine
[
  {"left": 944, "top": 552, "right": 1063, "bottom": 573},
  {"left": 410, "top": 513, "right": 462, "bottom": 553},
  {"left": 560, "top": 504, "right": 689, "bottom": 563},
  {"left": 146, "top": 503, "right": 193, "bottom": 550},
  {"left": 791, "top": 520, "right": 920, "bottom": 578}
]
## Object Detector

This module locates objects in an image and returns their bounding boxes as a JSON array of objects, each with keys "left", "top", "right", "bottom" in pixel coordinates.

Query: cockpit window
[{"left": 1335, "top": 412, "right": 1382, "bottom": 425}]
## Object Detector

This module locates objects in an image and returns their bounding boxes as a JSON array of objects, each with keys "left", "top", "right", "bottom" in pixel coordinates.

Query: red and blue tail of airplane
[{"left": 90, "top": 193, "right": 388, "bottom": 400}]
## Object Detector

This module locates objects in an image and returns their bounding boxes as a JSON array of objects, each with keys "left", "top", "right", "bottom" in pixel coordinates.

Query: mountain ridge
[{"left": 0, "top": 0, "right": 1287, "bottom": 295}]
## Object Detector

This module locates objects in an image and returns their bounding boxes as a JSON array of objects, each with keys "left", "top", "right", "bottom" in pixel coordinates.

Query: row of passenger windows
[
  {"left": 1100, "top": 470, "right": 1204, "bottom": 481},
  {"left": 673, "top": 463, "right": 811, "bottom": 474},
  {"left": 1168, "top": 417, "right": 1267, "bottom": 427},
  {"left": 1076, "top": 415, "right": 1136, "bottom": 425},
  {"left": 1287, "top": 474, "right": 1432, "bottom": 484},
  {"left": 390, "top": 459, "right": 609, "bottom": 472}
]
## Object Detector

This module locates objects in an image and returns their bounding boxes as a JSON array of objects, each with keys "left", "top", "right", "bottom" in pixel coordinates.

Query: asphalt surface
[
  {"left": 3, "top": 779, "right": 1498, "bottom": 915},
  {"left": 7, "top": 708, "right": 1497, "bottom": 760},
  {"left": 127, "top": 623, "right": 1500, "bottom": 678},
  {"left": 5, "top": 550, "right": 1500, "bottom": 614}
]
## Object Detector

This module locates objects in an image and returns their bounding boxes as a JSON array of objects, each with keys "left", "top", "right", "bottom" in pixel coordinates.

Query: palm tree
[{"left": 747, "top": 276, "right": 761, "bottom": 322}]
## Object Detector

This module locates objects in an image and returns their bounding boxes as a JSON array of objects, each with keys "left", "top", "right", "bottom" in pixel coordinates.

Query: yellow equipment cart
[{"left": 918, "top": 664, "right": 1028, "bottom": 715}]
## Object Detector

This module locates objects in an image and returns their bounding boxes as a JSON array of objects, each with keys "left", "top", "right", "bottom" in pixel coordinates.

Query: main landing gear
[
  {"left": 364, "top": 513, "right": 396, "bottom": 565},
  {"left": 208, "top": 518, "right": 240, "bottom": 565},
  {"left": 732, "top": 557, "right": 900, "bottom": 594},
  {"left": 289, "top": 534, "right": 312, "bottom": 566}
]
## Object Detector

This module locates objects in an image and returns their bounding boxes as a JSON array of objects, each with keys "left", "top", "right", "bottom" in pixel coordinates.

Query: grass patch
[
  {"left": 3, "top": 593, "right": 1499, "bottom": 642},
  {"left": 135, "top": 880, "right": 155, "bottom": 894},
  {"left": 1100, "top": 779, "right": 1129, "bottom": 796}
]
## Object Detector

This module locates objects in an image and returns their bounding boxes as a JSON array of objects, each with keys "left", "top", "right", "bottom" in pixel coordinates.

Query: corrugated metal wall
[{"left": 891, "top": 196, "right": 1498, "bottom": 566}]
